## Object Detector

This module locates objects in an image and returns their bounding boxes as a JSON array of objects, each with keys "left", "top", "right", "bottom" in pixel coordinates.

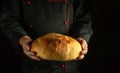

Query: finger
[
  {"left": 26, "top": 44, "right": 31, "bottom": 51},
  {"left": 77, "top": 55, "right": 84, "bottom": 60},
  {"left": 26, "top": 51, "right": 36, "bottom": 56},
  {"left": 26, "top": 51, "right": 41, "bottom": 61},
  {"left": 81, "top": 41, "right": 88, "bottom": 49},
  {"left": 81, "top": 43, "right": 88, "bottom": 55},
  {"left": 80, "top": 51, "right": 87, "bottom": 55},
  {"left": 29, "top": 55, "right": 41, "bottom": 61},
  {"left": 76, "top": 38, "right": 88, "bottom": 52},
  {"left": 80, "top": 47, "right": 88, "bottom": 55},
  {"left": 22, "top": 43, "right": 32, "bottom": 51}
]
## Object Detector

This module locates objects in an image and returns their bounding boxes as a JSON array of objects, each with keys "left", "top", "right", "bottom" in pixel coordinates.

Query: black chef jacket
[{"left": 0, "top": 0, "right": 93, "bottom": 73}]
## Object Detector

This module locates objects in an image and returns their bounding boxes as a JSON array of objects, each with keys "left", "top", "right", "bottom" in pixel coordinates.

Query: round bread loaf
[{"left": 31, "top": 33, "right": 82, "bottom": 61}]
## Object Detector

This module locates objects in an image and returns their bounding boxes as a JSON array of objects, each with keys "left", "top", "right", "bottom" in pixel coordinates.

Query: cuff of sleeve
[{"left": 4, "top": 31, "right": 28, "bottom": 54}]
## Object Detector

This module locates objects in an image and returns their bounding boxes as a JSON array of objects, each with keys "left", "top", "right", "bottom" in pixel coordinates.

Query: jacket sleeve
[
  {"left": 68, "top": 0, "right": 93, "bottom": 43},
  {"left": 0, "top": 0, "right": 27, "bottom": 51}
]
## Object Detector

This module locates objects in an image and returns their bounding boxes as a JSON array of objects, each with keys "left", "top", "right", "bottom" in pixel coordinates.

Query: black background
[{"left": 0, "top": 0, "right": 120, "bottom": 73}]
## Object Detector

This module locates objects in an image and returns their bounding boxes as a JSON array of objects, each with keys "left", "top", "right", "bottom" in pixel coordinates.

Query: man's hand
[
  {"left": 19, "top": 35, "right": 40, "bottom": 61},
  {"left": 76, "top": 38, "right": 88, "bottom": 60}
]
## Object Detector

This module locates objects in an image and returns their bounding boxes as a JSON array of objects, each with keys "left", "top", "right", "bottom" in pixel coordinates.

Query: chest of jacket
[{"left": 19, "top": 0, "right": 74, "bottom": 38}]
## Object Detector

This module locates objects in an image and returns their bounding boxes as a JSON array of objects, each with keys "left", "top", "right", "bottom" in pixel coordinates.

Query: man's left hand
[{"left": 76, "top": 38, "right": 88, "bottom": 60}]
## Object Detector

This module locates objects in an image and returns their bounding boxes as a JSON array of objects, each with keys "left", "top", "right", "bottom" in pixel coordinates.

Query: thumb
[{"left": 19, "top": 35, "right": 33, "bottom": 51}]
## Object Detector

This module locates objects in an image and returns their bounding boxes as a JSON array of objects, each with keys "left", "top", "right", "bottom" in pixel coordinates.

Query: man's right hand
[{"left": 19, "top": 35, "right": 40, "bottom": 61}]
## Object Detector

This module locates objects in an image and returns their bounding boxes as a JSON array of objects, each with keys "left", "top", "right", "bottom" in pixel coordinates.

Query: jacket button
[
  {"left": 64, "top": 21, "right": 68, "bottom": 26},
  {"left": 27, "top": 1, "right": 31, "bottom": 5},
  {"left": 29, "top": 24, "right": 32, "bottom": 28},
  {"left": 62, "top": 64, "right": 65, "bottom": 68},
  {"left": 33, "top": 65, "right": 37, "bottom": 69}
]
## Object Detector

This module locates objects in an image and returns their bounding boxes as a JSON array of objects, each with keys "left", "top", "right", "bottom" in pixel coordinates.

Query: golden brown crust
[{"left": 31, "top": 33, "right": 82, "bottom": 61}]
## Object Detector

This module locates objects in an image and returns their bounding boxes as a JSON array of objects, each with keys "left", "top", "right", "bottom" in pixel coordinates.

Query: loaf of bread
[{"left": 31, "top": 33, "right": 82, "bottom": 61}]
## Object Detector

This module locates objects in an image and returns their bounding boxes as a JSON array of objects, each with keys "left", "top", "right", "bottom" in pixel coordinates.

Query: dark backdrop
[{"left": 0, "top": 0, "right": 120, "bottom": 73}]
